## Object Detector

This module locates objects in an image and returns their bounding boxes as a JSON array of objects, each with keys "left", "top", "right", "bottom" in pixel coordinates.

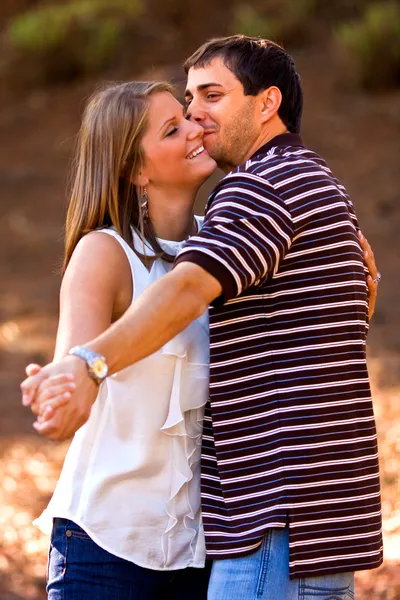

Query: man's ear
[{"left": 259, "top": 86, "right": 282, "bottom": 123}]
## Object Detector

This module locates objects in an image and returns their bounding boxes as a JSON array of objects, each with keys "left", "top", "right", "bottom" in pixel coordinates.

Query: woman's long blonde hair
[{"left": 63, "top": 80, "right": 174, "bottom": 273}]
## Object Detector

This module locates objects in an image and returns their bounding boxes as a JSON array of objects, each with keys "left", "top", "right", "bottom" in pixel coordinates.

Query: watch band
[{"left": 68, "top": 346, "right": 108, "bottom": 385}]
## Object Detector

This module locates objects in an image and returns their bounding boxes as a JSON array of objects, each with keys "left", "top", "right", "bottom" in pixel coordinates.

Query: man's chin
[{"left": 203, "top": 137, "right": 220, "bottom": 162}]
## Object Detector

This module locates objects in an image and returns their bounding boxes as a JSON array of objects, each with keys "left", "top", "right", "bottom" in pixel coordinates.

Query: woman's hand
[
  {"left": 358, "top": 230, "right": 380, "bottom": 320},
  {"left": 21, "top": 356, "right": 97, "bottom": 440},
  {"left": 21, "top": 231, "right": 132, "bottom": 439},
  {"left": 22, "top": 362, "right": 75, "bottom": 412},
  {"left": 33, "top": 374, "right": 76, "bottom": 418}
]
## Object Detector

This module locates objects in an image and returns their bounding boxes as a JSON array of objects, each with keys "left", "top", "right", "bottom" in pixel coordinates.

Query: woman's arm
[
  {"left": 56, "top": 231, "right": 132, "bottom": 357},
  {"left": 29, "top": 231, "right": 132, "bottom": 414}
]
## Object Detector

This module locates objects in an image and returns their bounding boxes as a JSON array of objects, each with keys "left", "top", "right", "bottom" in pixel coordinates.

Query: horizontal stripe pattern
[{"left": 175, "top": 134, "right": 382, "bottom": 578}]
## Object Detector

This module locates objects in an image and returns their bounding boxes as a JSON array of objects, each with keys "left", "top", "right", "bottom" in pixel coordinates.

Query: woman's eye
[{"left": 165, "top": 127, "right": 178, "bottom": 137}]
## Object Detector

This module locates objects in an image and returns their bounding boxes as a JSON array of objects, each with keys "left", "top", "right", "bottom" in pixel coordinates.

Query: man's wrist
[{"left": 68, "top": 346, "right": 108, "bottom": 385}]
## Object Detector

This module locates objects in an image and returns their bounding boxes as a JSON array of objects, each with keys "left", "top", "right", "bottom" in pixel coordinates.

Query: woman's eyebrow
[
  {"left": 158, "top": 107, "right": 185, "bottom": 132},
  {"left": 158, "top": 116, "right": 176, "bottom": 133}
]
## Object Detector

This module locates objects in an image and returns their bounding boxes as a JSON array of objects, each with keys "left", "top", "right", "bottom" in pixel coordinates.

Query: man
[{"left": 22, "top": 36, "right": 382, "bottom": 599}]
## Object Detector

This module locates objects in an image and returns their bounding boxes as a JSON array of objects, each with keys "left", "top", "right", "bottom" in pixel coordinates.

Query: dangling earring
[{"left": 141, "top": 187, "right": 149, "bottom": 223}]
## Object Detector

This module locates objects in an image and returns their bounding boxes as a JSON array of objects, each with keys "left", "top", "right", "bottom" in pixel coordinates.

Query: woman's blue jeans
[
  {"left": 47, "top": 518, "right": 211, "bottom": 599},
  {"left": 207, "top": 526, "right": 354, "bottom": 600}
]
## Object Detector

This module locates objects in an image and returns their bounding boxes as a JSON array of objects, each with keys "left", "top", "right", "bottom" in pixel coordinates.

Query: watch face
[{"left": 91, "top": 358, "right": 108, "bottom": 379}]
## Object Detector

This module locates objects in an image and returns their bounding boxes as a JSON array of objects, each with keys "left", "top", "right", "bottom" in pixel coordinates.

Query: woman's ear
[
  {"left": 259, "top": 86, "right": 282, "bottom": 123},
  {"left": 132, "top": 169, "right": 149, "bottom": 187}
]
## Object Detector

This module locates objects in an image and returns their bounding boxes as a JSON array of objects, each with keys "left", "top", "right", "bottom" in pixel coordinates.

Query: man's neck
[
  {"left": 245, "top": 125, "right": 289, "bottom": 163},
  {"left": 221, "top": 124, "right": 289, "bottom": 175}
]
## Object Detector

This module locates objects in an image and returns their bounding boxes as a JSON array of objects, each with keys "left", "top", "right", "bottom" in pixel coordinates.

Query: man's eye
[
  {"left": 166, "top": 127, "right": 178, "bottom": 137},
  {"left": 206, "top": 93, "right": 220, "bottom": 100}
]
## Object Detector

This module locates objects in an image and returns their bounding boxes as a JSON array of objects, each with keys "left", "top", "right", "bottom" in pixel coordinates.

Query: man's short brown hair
[{"left": 184, "top": 34, "right": 303, "bottom": 134}]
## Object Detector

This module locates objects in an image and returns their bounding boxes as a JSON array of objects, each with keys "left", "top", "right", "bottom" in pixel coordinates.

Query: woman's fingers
[
  {"left": 358, "top": 231, "right": 380, "bottom": 320},
  {"left": 30, "top": 378, "right": 76, "bottom": 416},
  {"left": 363, "top": 249, "right": 378, "bottom": 281},
  {"left": 34, "top": 384, "right": 76, "bottom": 415},
  {"left": 366, "top": 276, "right": 377, "bottom": 321},
  {"left": 21, "top": 363, "right": 76, "bottom": 407},
  {"left": 25, "top": 363, "right": 42, "bottom": 377},
  {"left": 358, "top": 231, "right": 378, "bottom": 279},
  {"left": 38, "top": 379, "right": 76, "bottom": 400}
]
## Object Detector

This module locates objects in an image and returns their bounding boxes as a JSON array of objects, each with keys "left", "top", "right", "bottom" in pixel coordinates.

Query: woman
[{"left": 34, "top": 81, "right": 216, "bottom": 599}]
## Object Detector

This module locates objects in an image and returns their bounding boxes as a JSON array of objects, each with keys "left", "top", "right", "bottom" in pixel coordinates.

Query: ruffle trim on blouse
[
  {"left": 102, "top": 223, "right": 208, "bottom": 568},
  {"left": 159, "top": 327, "right": 209, "bottom": 567}
]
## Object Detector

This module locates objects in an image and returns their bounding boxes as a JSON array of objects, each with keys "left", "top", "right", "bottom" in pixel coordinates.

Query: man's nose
[{"left": 186, "top": 99, "right": 205, "bottom": 123}]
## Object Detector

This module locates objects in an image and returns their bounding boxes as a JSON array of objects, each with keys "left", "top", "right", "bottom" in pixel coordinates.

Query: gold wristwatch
[{"left": 68, "top": 346, "right": 109, "bottom": 385}]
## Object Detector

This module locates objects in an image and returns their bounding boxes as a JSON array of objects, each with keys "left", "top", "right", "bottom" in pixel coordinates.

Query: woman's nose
[{"left": 186, "top": 119, "right": 204, "bottom": 140}]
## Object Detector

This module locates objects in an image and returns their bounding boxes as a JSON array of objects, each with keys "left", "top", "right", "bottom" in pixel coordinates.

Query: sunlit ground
[{"left": 0, "top": 358, "right": 399, "bottom": 599}]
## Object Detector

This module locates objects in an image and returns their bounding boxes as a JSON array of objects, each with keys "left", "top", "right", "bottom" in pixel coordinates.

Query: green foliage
[
  {"left": 4, "top": 0, "right": 143, "bottom": 83},
  {"left": 336, "top": 1, "right": 400, "bottom": 90},
  {"left": 234, "top": 0, "right": 318, "bottom": 46}
]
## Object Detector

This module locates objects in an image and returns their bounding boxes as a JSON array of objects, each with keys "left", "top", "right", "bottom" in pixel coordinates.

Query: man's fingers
[
  {"left": 36, "top": 391, "right": 73, "bottom": 417},
  {"left": 25, "top": 363, "right": 42, "bottom": 377},
  {"left": 42, "top": 405, "right": 56, "bottom": 420},
  {"left": 33, "top": 410, "right": 76, "bottom": 441},
  {"left": 33, "top": 416, "right": 65, "bottom": 441},
  {"left": 35, "top": 404, "right": 57, "bottom": 422}
]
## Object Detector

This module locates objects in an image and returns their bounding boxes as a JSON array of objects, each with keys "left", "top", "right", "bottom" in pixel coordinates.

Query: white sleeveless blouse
[{"left": 35, "top": 219, "right": 210, "bottom": 570}]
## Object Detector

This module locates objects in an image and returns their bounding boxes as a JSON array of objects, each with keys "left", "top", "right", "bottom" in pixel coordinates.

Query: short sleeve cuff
[{"left": 174, "top": 250, "right": 238, "bottom": 305}]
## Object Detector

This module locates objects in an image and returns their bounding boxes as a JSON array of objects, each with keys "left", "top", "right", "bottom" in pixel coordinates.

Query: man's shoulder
[
  {"left": 241, "top": 144, "right": 337, "bottom": 192},
  {"left": 206, "top": 164, "right": 289, "bottom": 216},
  {"left": 212, "top": 165, "right": 276, "bottom": 197},
  {"left": 249, "top": 144, "right": 326, "bottom": 171},
  {"left": 206, "top": 144, "right": 337, "bottom": 212}
]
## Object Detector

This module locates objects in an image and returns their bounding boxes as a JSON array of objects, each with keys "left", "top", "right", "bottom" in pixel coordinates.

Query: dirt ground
[{"left": 0, "top": 46, "right": 399, "bottom": 599}]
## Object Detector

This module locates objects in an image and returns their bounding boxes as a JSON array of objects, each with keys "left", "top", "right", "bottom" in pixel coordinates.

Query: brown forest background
[{"left": 0, "top": 1, "right": 399, "bottom": 598}]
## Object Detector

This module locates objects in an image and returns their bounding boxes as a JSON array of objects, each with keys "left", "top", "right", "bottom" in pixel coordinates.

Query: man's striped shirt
[{"left": 175, "top": 133, "right": 382, "bottom": 578}]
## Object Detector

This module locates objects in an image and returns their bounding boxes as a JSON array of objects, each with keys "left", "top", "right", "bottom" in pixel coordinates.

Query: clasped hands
[
  {"left": 21, "top": 354, "right": 99, "bottom": 440},
  {"left": 20, "top": 231, "right": 380, "bottom": 442}
]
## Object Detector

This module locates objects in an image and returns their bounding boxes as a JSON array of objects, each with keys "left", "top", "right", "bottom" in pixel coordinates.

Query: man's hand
[
  {"left": 21, "top": 355, "right": 98, "bottom": 440},
  {"left": 358, "top": 231, "right": 380, "bottom": 320}
]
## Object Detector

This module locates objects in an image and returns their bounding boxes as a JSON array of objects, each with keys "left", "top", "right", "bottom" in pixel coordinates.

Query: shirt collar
[{"left": 249, "top": 133, "right": 304, "bottom": 160}]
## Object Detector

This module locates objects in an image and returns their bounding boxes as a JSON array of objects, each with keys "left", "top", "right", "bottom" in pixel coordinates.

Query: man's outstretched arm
[
  {"left": 90, "top": 261, "right": 221, "bottom": 374},
  {"left": 21, "top": 262, "right": 221, "bottom": 439}
]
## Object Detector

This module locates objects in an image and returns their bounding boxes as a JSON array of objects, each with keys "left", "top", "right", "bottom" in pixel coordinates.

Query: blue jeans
[
  {"left": 207, "top": 527, "right": 354, "bottom": 600},
  {"left": 47, "top": 518, "right": 211, "bottom": 599}
]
